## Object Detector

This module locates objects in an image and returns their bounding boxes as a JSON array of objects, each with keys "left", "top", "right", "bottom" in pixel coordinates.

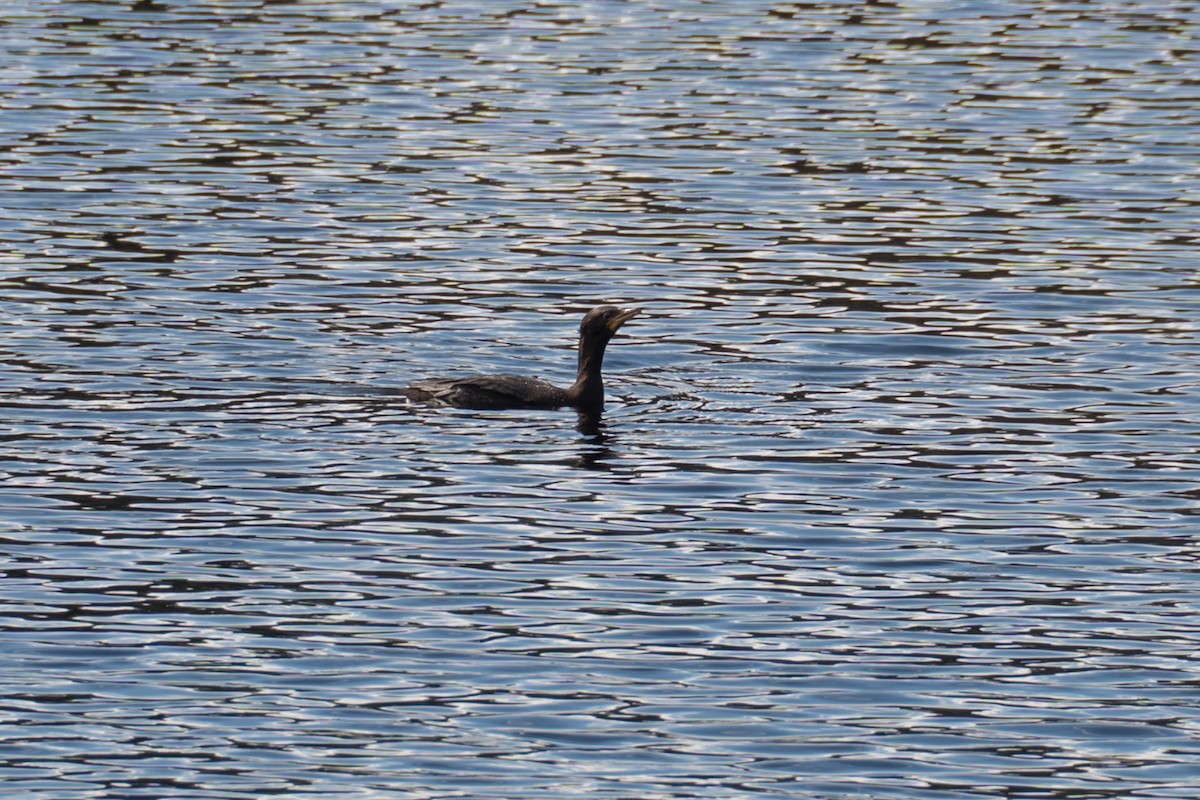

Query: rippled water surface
[{"left": 3, "top": 1, "right": 1200, "bottom": 798}]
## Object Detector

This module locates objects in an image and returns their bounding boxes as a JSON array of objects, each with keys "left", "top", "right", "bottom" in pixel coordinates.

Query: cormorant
[{"left": 399, "top": 305, "right": 640, "bottom": 412}]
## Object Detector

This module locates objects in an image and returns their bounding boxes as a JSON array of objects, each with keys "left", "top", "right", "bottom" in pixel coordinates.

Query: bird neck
[{"left": 569, "top": 334, "right": 610, "bottom": 408}]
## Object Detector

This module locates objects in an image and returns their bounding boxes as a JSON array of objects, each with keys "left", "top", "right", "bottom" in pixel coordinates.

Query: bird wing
[{"left": 406, "top": 374, "right": 568, "bottom": 409}]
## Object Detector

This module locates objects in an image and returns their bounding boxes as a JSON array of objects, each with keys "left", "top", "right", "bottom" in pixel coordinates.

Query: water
[{"left": 2, "top": 1, "right": 1200, "bottom": 798}]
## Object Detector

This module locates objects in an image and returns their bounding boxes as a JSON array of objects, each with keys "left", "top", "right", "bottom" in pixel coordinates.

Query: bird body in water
[{"left": 399, "top": 305, "right": 640, "bottom": 412}]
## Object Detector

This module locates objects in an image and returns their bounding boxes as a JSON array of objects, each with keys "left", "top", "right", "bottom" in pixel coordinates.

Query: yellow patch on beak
[{"left": 608, "top": 307, "right": 641, "bottom": 331}]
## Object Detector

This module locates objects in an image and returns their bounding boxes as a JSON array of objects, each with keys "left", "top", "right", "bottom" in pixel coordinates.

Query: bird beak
[{"left": 609, "top": 307, "right": 641, "bottom": 332}]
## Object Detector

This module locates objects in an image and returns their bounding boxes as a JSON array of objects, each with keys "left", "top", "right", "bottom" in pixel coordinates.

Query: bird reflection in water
[{"left": 573, "top": 412, "right": 619, "bottom": 469}]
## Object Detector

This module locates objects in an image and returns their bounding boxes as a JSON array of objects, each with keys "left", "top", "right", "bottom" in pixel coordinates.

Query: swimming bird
[{"left": 399, "top": 305, "right": 640, "bottom": 412}]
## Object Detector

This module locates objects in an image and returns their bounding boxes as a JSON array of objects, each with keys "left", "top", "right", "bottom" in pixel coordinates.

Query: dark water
[{"left": 3, "top": 1, "right": 1200, "bottom": 798}]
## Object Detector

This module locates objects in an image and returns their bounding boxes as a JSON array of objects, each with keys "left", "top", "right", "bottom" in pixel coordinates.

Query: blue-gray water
[{"left": 3, "top": 2, "right": 1200, "bottom": 798}]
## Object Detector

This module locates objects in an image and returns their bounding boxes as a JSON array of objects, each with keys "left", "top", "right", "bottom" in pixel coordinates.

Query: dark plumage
[{"left": 399, "top": 305, "right": 640, "bottom": 411}]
